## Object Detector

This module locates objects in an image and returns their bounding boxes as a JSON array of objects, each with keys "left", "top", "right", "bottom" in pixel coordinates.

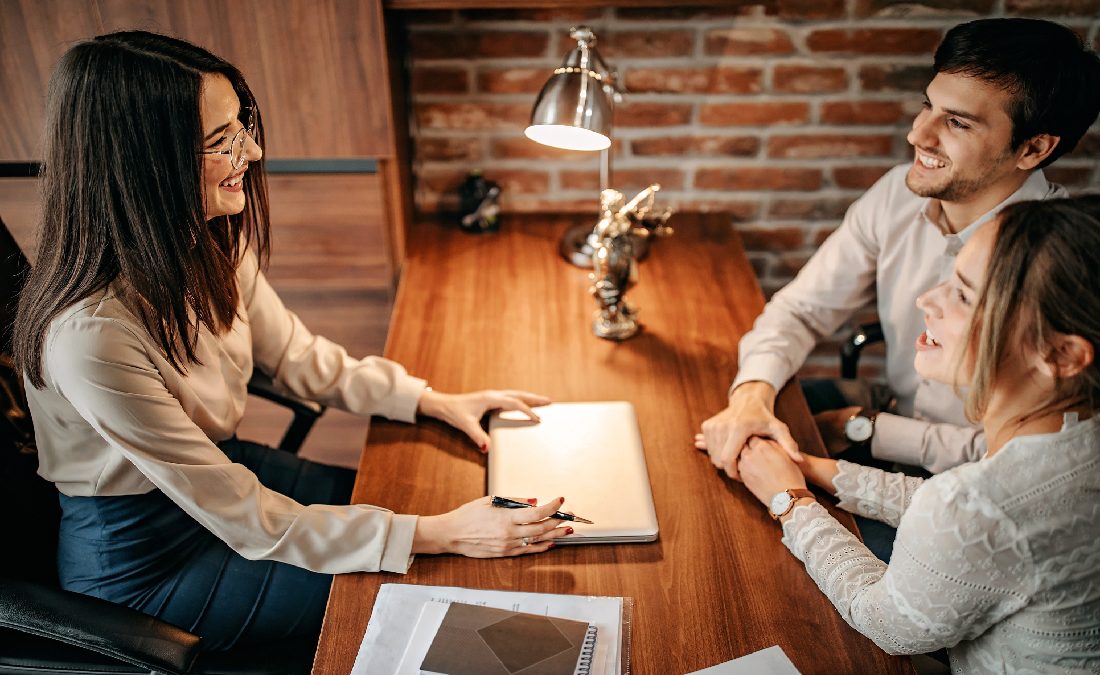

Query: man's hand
[
  {"left": 812, "top": 406, "right": 862, "bottom": 458},
  {"left": 696, "top": 381, "right": 800, "bottom": 480}
]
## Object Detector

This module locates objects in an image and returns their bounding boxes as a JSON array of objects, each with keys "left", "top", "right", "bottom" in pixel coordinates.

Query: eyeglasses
[{"left": 199, "top": 107, "right": 255, "bottom": 169}]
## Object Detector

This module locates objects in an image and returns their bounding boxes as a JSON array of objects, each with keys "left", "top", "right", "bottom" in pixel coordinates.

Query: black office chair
[
  {"left": 0, "top": 216, "right": 321, "bottom": 675},
  {"left": 840, "top": 321, "right": 884, "bottom": 379}
]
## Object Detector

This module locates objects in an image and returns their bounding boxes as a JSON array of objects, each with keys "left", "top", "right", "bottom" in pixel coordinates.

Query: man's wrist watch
[
  {"left": 768, "top": 488, "right": 815, "bottom": 520},
  {"left": 843, "top": 411, "right": 877, "bottom": 445}
]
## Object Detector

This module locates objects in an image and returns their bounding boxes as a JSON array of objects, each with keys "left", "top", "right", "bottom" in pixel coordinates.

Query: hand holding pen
[{"left": 491, "top": 496, "right": 594, "bottom": 525}]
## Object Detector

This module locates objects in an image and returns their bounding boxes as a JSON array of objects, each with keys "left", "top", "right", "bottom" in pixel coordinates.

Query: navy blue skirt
[{"left": 57, "top": 439, "right": 356, "bottom": 651}]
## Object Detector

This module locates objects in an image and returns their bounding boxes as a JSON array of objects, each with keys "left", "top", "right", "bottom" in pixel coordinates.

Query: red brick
[
  {"left": 833, "top": 165, "right": 894, "bottom": 189},
  {"left": 615, "top": 103, "right": 693, "bottom": 128},
  {"left": 678, "top": 200, "right": 761, "bottom": 220},
  {"left": 625, "top": 67, "right": 763, "bottom": 94},
  {"left": 738, "top": 226, "right": 805, "bottom": 250},
  {"left": 1006, "top": 0, "right": 1100, "bottom": 15},
  {"left": 419, "top": 169, "right": 472, "bottom": 194},
  {"left": 559, "top": 30, "right": 694, "bottom": 58},
  {"left": 631, "top": 135, "right": 759, "bottom": 158},
  {"left": 416, "top": 103, "right": 530, "bottom": 130},
  {"left": 768, "top": 198, "right": 855, "bottom": 220},
  {"left": 617, "top": 1, "right": 843, "bottom": 20},
  {"left": 807, "top": 29, "right": 941, "bottom": 54},
  {"left": 422, "top": 170, "right": 548, "bottom": 195},
  {"left": 700, "top": 102, "right": 809, "bottom": 127},
  {"left": 768, "top": 135, "right": 894, "bottom": 159},
  {"left": 477, "top": 68, "right": 551, "bottom": 94},
  {"left": 491, "top": 137, "right": 622, "bottom": 160},
  {"left": 416, "top": 137, "right": 482, "bottom": 162},
  {"left": 461, "top": 8, "right": 602, "bottom": 21},
  {"left": 814, "top": 226, "right": 838, "bottom": 246},
  {"left": 411, "top": 67, "right": 469, "bottom": 95},
  {"left": 561, "top": 168, "right": 685, "bottom": 192},
  {"left": 695, "top": 168, "right": 822, "bottom": 191},
  {"left": 498, "top": 196, "right": 603, "bottom": 213},
  {"left": 409, "top": 31, "right": 549, "bottom": 59},
  {"left": 1044, "top": 166, "right": 1094, "bottom": 187},
  {"left": 775, "top": 252, "right": 813, "bottom": 276},
  {"left": 705, "top": 29, "right": 795, "bottom": 56},
  {"left": 773, "top": 65, "right": 847, "bottom": 93},
  {"left": 856, "top": 0, "right": 994, "bottom": 16},
  {"left": 860, "top": 65, "right": 935, "bottom": 92},
  {"left": 821, "top": 101, "right": 905, "bottom": 125}
]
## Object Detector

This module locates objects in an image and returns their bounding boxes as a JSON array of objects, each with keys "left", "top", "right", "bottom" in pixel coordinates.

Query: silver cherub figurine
[{"left": 588, "top": 184, "right": 673, "bottom": 340}]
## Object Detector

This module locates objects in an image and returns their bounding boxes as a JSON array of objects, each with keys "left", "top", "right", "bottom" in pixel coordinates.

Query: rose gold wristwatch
[{"left": 768, "top": 488, "right": 815, "bottom": 520}]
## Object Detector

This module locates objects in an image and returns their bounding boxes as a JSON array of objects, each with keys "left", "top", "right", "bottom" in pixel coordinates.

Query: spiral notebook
[{"left": 397, "top": 602, "right": 598, "bottom": 675}]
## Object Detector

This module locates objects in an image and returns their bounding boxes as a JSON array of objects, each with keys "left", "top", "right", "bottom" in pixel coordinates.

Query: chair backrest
[{"left": 0, "top": 215, "right": 61, "bottom": 586}]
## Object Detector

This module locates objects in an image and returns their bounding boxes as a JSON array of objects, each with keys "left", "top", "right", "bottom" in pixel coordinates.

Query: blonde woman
[{"left": 725, "top": 197, "right": 1100, "bottom": 673}]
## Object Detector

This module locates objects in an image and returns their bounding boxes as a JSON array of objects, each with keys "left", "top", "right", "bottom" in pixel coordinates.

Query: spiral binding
[{"left": 574, "top": 625, "right": 598, "bottom": 675}]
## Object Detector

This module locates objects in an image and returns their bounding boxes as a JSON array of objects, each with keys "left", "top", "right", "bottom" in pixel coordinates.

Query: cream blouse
[
  {"left": 782, "top": 414, "right": 1100, "bottom": 673},
  {"left": 26, "top": 249, "right": 426, "bottom": 575}
]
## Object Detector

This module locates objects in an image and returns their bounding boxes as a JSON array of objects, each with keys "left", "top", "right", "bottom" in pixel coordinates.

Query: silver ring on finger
[{"left": 521, "top": 536, "right": 531, "bottom": 547}]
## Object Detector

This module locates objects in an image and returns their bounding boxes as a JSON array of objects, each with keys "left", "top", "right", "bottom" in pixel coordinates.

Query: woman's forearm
[{"left": 800, "top": 454, "right": 840, "bottom": 494}]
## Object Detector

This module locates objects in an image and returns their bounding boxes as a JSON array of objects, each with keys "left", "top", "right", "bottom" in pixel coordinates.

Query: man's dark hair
[
  {"left": 935, "top": 18, "right": 1100, "bottom": 168},
  {"left": 15, "top": 32, "right": 271, "bottom": 388}
]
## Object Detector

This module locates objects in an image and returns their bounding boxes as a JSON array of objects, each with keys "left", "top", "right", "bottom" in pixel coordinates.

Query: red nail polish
[
  {"left": 481, "top": 443, "right": 487, "bottom": 451},
  {"left": 548, "top": 543, "right": 555, "bottom": 549},
  {"left": 566, "top": 527, "right": 574, "bottom": 535},
  {"left": 559, "top": 497, "right": 565, "bottom": 504},
  {"left": 527, "top": 498, "right": 537, "bottom": 505}
]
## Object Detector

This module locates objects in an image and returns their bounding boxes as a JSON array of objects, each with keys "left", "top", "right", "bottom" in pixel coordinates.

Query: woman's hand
[
  {"left": 412, "top": 497, "right": 573, "bottom": 557},
  {"left": 417, "top": 389, "right": 551, "bottom": 451},
  {"left": 738, "top": 436, "right": 809, "bottom": 506}
]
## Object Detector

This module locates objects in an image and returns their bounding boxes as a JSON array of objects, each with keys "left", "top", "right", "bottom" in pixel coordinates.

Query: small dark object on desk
[
  {"left": 490, "top": 496, "right": 595, "bottom": 524},
  {"left": 458, "top": 170, "right": 500, "bottom": 234}
]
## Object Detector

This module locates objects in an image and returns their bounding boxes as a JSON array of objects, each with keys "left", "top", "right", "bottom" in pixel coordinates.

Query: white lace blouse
[{"left": 781, "top": 414, "right": 1100, "bottom": 674}]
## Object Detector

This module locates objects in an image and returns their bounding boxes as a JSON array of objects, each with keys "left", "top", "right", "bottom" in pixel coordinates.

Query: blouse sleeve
[
  {"left": 45, "top": 315, "right": 417, "bottom": 575},
  {"left": 780, "top": 473, "right": 1034, "bottom": 655},
  {"left": 831, "top": 460, "right": 927, "bottom": 527},
  {"left": 238, "top": 250, "right": 426, "bottom": 422}
]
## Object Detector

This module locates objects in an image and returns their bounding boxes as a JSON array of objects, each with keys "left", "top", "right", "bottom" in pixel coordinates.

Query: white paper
[
  {"left": 685, "top": 646, "right": 802, "bottom": 675},
  {"left": 351, "top": 584, "right": 623, "bottom": 675},
  {"left": 394, "top": 601, "right": 449, "bottom": 675}
]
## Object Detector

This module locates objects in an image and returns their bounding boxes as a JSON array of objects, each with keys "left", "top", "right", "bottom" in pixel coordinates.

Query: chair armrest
[
  {"left": 246, "top": 371, "right": 324, "bottom": 418},
  {"left": 839, "top": 321, "right": 884, "bottom": 379},
  {"left": 0, "top": 578, "right": 201, "bottom": 675}
]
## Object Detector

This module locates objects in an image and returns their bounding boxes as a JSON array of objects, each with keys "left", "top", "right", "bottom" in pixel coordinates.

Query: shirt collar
[{"left": 920, "top": 169, "right": 1056, "bottom": 245}]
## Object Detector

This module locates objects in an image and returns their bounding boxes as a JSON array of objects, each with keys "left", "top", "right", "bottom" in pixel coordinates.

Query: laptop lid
[{"left": 488, "top": 401, "right": 659, "bottom": 544}]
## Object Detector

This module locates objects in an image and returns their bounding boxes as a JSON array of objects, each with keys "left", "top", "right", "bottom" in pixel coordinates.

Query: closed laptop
[{"left": 488, "top": 401, "right": 659, "bottom": 544}]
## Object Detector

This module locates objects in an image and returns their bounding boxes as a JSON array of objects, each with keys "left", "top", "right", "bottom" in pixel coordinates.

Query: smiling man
[{"left": 698, "top": 18, "right": 1100, "bottom": 559}]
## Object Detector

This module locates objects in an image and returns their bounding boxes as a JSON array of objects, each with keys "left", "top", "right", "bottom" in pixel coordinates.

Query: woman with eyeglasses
[
  {"left": 727, "top": 197, "right": 1100, "bottom": 672},
  {"left": 13, "top": 32, "right": 570, "bottom": 650}
]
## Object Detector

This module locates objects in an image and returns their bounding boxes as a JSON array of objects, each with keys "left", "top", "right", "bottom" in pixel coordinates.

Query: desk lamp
[{"left": 526, "top": 26, "right": 622, "bottom": 267}]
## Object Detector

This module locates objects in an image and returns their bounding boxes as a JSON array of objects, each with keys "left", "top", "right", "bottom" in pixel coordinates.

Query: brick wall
[{"left": 403, "top": 1, "right": 1100, "bottom": 379}]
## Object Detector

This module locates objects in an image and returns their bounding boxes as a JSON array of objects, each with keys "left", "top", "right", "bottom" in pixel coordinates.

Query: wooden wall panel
[
  {"left": 0, "top": 178, "right": 39, "bottom": 259},
  {"left": 0, "top": 0, "right": 100, "bottom": 160},
  {"left": 1, "top": 0, "right": 395, "bottom": 160}
]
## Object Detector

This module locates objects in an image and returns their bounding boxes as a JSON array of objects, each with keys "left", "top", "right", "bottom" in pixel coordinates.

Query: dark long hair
[{"left": 15, "top": 31, "right": 270, "bottom": 388}]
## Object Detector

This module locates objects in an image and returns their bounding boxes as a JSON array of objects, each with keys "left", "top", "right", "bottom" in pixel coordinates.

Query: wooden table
[{"left": 312, "top": 214, "right": 914, "bottom": 675}]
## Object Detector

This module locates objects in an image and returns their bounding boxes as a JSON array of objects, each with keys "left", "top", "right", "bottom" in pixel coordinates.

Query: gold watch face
[{"left": 769, "top": 491, "right": 793, "bottom": 516}]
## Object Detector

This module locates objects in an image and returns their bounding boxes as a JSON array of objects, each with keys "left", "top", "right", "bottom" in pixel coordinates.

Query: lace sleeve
[
  {"left": 781, "top": 473, "right": 1034, "bottom": 655},
  {"left": 831, "top": 459, "right": 926, "bottom": 527}
]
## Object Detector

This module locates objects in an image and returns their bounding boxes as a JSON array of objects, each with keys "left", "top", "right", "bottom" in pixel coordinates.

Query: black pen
[{"left": 490, "top": 496, "right": 595, "bottom": 524}]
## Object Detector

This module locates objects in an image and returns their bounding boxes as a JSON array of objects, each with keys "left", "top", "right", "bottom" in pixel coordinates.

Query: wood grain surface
[
  {"left": 385, "top": 0, "right": 731, "bottom": 9},
  {"left": 0, "top": 0, "right": 394, "bottom": 160},
  {"left": 312, "top": 214, "right": 913, "bottom": 675}
]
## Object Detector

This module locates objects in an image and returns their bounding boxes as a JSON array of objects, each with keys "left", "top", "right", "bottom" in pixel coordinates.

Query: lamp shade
[{"left": 525, "top": 28, "right": 615, "bottom": 152}]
